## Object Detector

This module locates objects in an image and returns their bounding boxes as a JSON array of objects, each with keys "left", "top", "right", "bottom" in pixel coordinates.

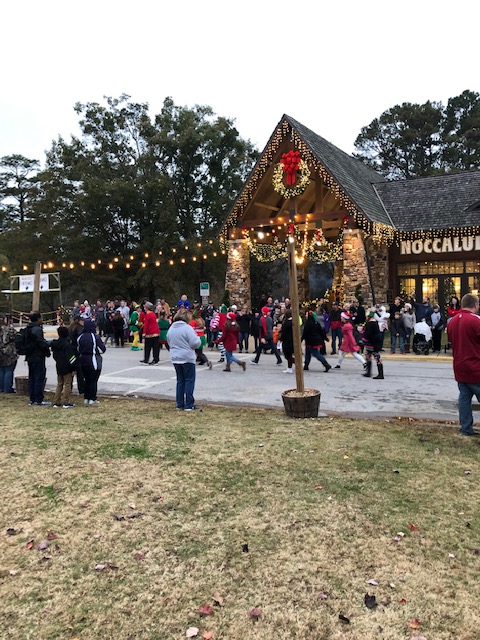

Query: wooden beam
[{"left": 239, "top": 210, "right": 348, "bottom": 228}]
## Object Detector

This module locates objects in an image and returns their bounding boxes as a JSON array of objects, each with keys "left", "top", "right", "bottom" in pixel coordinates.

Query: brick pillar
[
  {"left": 342, "top": 228, "right": 373, "bottom": 307},
  {"left": 225, "top": 239, "right": 251, "bottom": 308}
]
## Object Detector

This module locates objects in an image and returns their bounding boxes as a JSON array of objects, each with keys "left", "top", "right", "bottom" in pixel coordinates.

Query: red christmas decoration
[
  {"left": 280, "top": 150, "right": 301, "bottom": 185},
  {"left": 287, "top": 223, "right": 295, "bottom": 237}
]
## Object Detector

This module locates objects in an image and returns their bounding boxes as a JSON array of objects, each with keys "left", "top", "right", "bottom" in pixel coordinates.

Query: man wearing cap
[
  {"left": 447, "top": 293, "right": 480, "bottom": 436},
  {"left": 250, "top": 306, "right": 283, "bottom": 366},
  {"left": 329, "top": 302, "right": 343, "bottom": 355}
]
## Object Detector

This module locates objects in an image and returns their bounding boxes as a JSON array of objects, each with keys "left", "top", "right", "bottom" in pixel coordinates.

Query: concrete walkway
[{"left": 14, "top": 330, "right": 465, "bottom": 422}]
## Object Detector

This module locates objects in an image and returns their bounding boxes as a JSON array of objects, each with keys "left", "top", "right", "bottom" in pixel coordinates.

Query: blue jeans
[
  {"left": 458, "top": 382, "right": 480, "bottom": 434},
  {"left": 0, "top": 362, "right": 17, "bottom": 393},
  {"left": 226, "top": 350, "right": 239, "bottom": 365},
  {"left": 304, "top": 346, "right": 330, "bottom": 370},
  {"left": 253, "top": 338, "right": 282, "bottom": 364},
  {"left": 28, "top": 360, "right": 46, "bottom": 403},
  {"left": 331, "top": 327, "right": 343, "bottom": 353},
  {"left": 239, "top": 331, "right": 249, "bottom": 351},
  {"left": 174, "top": 362, "right": 196, "bottom": 410},
  {"left": 391, "top": 335, "right": 405, "bottom": 353}
]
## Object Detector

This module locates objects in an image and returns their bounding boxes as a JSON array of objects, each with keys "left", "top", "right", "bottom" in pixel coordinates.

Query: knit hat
[
  {"left": 83, "top": 319, "right": 96, "bottom": 332},
  {"left": 404, "top": 303, "right": 412, "bottom": 310},
  {"left": 340, "top": 312, "right": 350, "bottom": 321},
  {"left": 261, "top": 306, "right": 270, "bottom": 316}
]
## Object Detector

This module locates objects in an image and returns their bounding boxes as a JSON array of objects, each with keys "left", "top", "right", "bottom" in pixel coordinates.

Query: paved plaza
[{"left": 14, "top": 329, "right": 468, "bottom": 423}]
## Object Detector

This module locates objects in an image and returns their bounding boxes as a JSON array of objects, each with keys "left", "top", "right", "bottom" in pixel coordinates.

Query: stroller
[{"left": 413, "top": 333, "right": 432, "bottom": 355}]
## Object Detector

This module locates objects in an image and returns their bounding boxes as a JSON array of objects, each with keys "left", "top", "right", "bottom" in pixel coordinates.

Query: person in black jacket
[
  {"left": 51, "top": 326, "right": 77, "bottom": 407},
  {"left": 25, "top": 312, "right": 51, "bottom": 405},
  {"left": 302, "top": 311, "right": 332, "bottom": 372},
  {"left": 363, "top": 310, "right": 384, "bottom": 379},
  {"left": 78, "top": 319, "right": 106, "bottom": 405},
  {"left": 279, "top": 309, "right": 295, "bottom": 373}
]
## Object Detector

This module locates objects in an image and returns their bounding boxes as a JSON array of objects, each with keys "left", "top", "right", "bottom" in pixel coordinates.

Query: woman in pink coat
[{"left": 334, "top": 312, "right": 366, "bottom": 369}]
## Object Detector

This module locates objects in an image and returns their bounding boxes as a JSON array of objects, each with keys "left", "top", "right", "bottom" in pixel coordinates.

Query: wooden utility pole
[
  {"left": 287, "top": 200, "right": 304, "bottom": 392},
  {"left": 32, "top": 260, "right": 41, "bottom": 312}
]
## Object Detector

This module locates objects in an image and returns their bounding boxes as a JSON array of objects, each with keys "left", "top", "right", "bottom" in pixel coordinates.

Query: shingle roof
[
  {"left": 374, "top": 170, "right": 480, "bottom": 231},
  {"left": 284, "top": 115, "right": 392, "bottom": 226}
]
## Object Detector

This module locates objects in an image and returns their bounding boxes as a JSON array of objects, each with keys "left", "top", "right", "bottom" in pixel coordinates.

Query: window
[{"left": 397, "top": 263, "right": 418, "bottom": 276}]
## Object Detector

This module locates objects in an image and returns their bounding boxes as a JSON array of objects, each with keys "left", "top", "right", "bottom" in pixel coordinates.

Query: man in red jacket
[{"left": 447, "top": 293, "right": 480, "bottom": 436}]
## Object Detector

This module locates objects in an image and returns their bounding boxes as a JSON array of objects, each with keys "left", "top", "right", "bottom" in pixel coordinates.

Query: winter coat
[
  {"left": 302, "top": 317, "right": 328, "bottom": 347},
  {"left": 447, "top": 308, "right": 480, "bottom": 383},
  {"left": 391, "top": 317, "right": 407, "bottom": 338},
  {"left": 339, "top": 321, "right": 360, "bottom": 353},
  {"left": 25, "top": 323, "right": 51, "bottom": 363},
  {"left": 167, "top": 320, "right": 201, "bottom": 364},
  {"left": 363, "top": 319, "right": 382, "bottom": 352},
  {"left": 220, "top": 323, "right": 239, "bottom": 352},
  {"left": 0, "top": 325, "right": 18, "bottom": 367},
  {"left": 51, "top": 336, "right": 77, "bottom": 375},
  {"left": 78, "top": 330, "right": 105, "bottom": 371}
]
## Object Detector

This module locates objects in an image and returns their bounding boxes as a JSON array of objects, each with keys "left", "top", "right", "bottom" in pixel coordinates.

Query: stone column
[
  {"left": 365, "top": 238, "right": 389, "bottom": 304},
  {"left": 342, "top": 228, "right": 373, "bottom": 307},
  {"left": 225, "top": 239, "right": 251, "bottom": 309}
]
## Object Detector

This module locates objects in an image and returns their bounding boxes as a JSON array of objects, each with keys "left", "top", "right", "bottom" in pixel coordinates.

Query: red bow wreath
[{"left": 281, "top": 150, "right": 301, "bottom": 185}]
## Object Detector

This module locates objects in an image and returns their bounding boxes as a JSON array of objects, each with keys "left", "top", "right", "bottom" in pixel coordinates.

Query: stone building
[{"left": 221, "top": 115, "right": 480, "bottom": 310}]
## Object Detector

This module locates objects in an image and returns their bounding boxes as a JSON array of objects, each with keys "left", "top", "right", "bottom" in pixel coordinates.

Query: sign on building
[
  {"left": 199, "top": 282, "right": 210, "bottom": 300},
  {"left": 19, "top": 274, "right": 50, "bottom": 292}
]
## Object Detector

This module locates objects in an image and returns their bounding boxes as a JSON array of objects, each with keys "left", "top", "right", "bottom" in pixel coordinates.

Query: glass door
[{"left": 421, "top": 277, "right": 439, "bottom": 304}]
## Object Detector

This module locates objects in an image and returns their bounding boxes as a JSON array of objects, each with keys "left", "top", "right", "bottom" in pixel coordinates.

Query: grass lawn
[{"left": 1, "top": 394, "right": 479, "bottom": 640}]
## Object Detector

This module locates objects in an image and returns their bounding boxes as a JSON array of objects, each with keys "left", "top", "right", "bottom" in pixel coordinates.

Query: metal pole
[
  {"left": 287, "top": 200, "right": 304, "bottom": 393},
  {"left": 32, "top": 260, "right": 41, "bottom": 312}
]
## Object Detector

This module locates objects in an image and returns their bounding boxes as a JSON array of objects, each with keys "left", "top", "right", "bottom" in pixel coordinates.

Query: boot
[
  {"left": 363, "top": 361, "right": 372, "bottom": 377},
  {"left": 223, "top": 363, "right": 231, "bottom": 372},
  {"left": 238, "top": 361, "right": 246, "bottom": 371},
  {"left": 404, "top": 343, "right": 410, "bottom": 354},
  {"left": 373, "top": 363, "right": 384, "bottom": 379}
]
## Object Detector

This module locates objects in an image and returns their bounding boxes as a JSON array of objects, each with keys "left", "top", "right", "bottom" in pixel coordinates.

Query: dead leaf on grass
[
  {"left": 247, "top": 607, "right": 262, "bottom": 619},
  {"left": 317, "top": 592, "right": 329, "bottom": 600},
  {"left": 366, "top": 579, "right": 378, "bottom": 586},
  {"left": 95, "top": 563, "right": 106, "bottom": 571},
  {"left": 46, "top": 532, "right": 58, "bottom": 541},
  {"left": 203, "top": 632, "right": 213, "bottom": 640},
  {"left": 408, "top": 618, "right": 422, "bottom": 629},
  {"left": 212, "top": 592, "right": 224, "bottom": 607},
  {"left": 338, "top": 614, "right": 350, "bottom": 624},
  {"left": 198, "top": 605, "right": 214, "bottom": 617},
  {"left": 364, "top": 593, "right": 377, "bottom": 609},
  {"left": 25, "top": 539, "right": 34, "bottom": 550},
  {"left": 186, "top": 627, "right": 199, "bottom": 638},
  {"left": 409, "top": 523, "right": 419, "bottom": 532},
  {"left": 6, "top": 528, "right": 22, "bottom": 536},
  {"left": 38, "top": 540, "right": 49, "bottom": 551},
  {"left": 134, "top": 552, "right": 145, "bottom": 560},
  {"left": 242, "top": 543, "right": 249, "bottom": 553}
]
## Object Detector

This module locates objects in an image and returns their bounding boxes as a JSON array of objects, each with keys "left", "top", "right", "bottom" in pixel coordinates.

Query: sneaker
[
  {"left": 140, "top": 361, "right": 150, "bottom": 365},
  {"left": 283, "top": 368, "right": 293, "bottom": 374},
  {"left": 334, "top": 365, "right": 341, "bottom": 369},
  {"left": 208, "top": 361, "right": 213, "bottom": 370},
  {"left": 459, "top": 429, "right": 480, "bottom": 436},
  {"left": 88, "top": 400, "right": 100, "bottom": 405},
  {"left": 84, "top": 399, "right": 89, "bottom": 405},
  {"left": 175, "top": 406, "right": 184, "bottom": 411},
  {"left": 185, "top": 406, "right": 203, "bottom": 412},
  {"left": 35, "top": 401, "right": 52, "bottom": 406},
  {"left": 131, "top": 346, "right": 141, "bottom": 351},
  {"left": 218, "top": 357, "right": 225, "bottom": 363},
  {"left": 276, "top": 361, "right": 283, "bottom": 366},
  {"left": 250, "top": 360, "right": 258, "bottom": 365},
  {"left": 149, "top": 361, "right": 160, "bottom": 366},
  {"left": 63, "top": 403, "right": 76, "bottom": 408},
  {"left": 53, "top": 404, "right": 62, "bottom": 408}
]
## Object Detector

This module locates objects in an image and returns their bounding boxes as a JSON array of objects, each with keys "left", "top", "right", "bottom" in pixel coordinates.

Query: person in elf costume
[{"left": 129, "top": 304, "right": 142, "bottom": 351}]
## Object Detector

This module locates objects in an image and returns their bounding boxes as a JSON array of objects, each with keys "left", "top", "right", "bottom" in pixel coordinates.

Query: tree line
[{"left": 0, "top": 90, "right": 479, "bottom": 302}]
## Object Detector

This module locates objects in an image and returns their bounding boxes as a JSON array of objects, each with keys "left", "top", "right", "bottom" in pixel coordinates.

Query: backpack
[{"left": 14, "top": 326, "right": 35, "bottom": 355}]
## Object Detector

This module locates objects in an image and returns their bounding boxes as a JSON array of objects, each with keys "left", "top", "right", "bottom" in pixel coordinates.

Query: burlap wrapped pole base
[
  {"left": 15, "top": 376, "right": 29, "bottom": 395},
  {"left": 282, "top": 388, "right": 321, "bottom": 418}
]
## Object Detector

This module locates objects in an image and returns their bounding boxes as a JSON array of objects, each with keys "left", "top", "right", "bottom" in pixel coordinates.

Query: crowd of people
[{"left": 0, "top": 291, "right": 479, "bottom": 433}]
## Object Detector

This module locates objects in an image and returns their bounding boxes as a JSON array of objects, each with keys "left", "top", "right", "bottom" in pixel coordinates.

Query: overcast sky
[{"left": 1, "top": 0, "right": 478, "bottom": 164}]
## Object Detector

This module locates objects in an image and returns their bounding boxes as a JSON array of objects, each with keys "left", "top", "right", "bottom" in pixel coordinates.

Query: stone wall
[
  {"left": 342, "top": 229, "right": 373, "bottom": 307},
  {"left": 225, "top": 239, "right": 251, "bottom": 308},
  {"left": 365, "top": 237, "right": 389, "bottom": 305}
]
